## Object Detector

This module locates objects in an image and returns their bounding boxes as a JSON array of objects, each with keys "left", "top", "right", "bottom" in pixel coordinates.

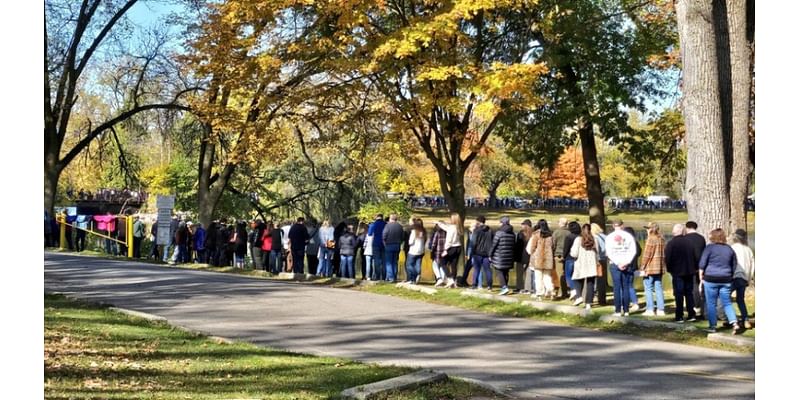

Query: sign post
[{"left": 156, "top": 195, "right": 175, "bottom": 247}]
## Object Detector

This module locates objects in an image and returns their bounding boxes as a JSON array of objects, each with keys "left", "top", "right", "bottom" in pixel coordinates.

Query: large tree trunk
[
  {"left": 577, "top": 120, "right": 606, "bottom": 229},
  {"left": 677, "top": 0, "right": 730, "bottom": 237},
  {"left": 44, "top": 146, "right": 60, "bottom": 215},
  {"left": 726, "top": 0, "right": 754, "bottom": 233}
]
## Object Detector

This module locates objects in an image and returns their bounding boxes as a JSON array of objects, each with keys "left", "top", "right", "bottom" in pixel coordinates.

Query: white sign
[
  {"left": 156, "top": 195, "right": 175, "bottom": 209},
  {"left": 605, "top": 229, "right": 637, "bottom": 267}
]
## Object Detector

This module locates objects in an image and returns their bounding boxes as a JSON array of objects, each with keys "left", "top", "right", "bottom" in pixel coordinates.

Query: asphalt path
[{"left": 44, "top": 252, "right": 755, "bottom": 399}]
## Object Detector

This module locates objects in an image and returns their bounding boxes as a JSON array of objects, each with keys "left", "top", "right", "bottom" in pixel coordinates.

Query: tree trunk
[
  {"left": 577, "top": 120, "right": 606, "bottom": 229},
  {"left": 726, "top": 0, "right": 753, "bottom": 234},
  {"left": 488, "top": 186, "right": 498, "bottom": 209},
  {"left": 677, "top": 0, "right": 730, "bottom": 237},
  {"left": 44, "top": 150, "right": 60, "bottom": 215}
]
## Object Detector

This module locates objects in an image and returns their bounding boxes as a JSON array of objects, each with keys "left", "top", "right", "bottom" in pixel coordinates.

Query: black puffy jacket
[{"left": 490, "top": 224, "right": 516, "bottom": 270}]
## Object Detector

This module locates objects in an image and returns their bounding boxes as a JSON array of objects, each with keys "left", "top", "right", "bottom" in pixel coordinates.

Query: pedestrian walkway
[{"left": 44, "top": 252, "right": 754, "bottom": 399}]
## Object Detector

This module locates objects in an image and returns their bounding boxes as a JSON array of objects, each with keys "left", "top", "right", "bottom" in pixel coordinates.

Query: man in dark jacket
[
  {"left": 368, "top": 214, "right": 387, "bottom": 280},
  {"left": 685, "top": 221, "right": 707, "bottom": 318},
  {"left": 382, "top": 214, "right": 405, "bottom": 282},
  {"left": 269, "top": 222, "right": 283, "bottom": 273},
  {"left": 338, "top": 225, "right": 358, "bottom": 278},
  {"left": 665, "top": 224, "right": 697, "bottom": 322},
  {"left": 470, "top": 216, "right": 494, "bottom": 289},
  {"left": 490, "top": 216, "right": 516, "bottom": 295},
  {"left": 249, "top": 220, "right": 266, "bottom": 270},
  {"left": 288, "top": 217, "right": 310, "bottom": 274}
]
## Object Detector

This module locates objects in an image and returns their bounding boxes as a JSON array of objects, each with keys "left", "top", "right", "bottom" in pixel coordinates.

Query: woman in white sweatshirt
[
  {"left": 406, "top": 218, "right": 427, "bottom": 283},
  {"left": 435, "top": 213, "right": 463, "bottom": 288},
  {"left": 730, "top": 229, "right": 755, "bottom": 329}
]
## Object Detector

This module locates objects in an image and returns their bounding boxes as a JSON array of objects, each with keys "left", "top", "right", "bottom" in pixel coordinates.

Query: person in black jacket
[
  {"left": 250, "top": 219, "right": 266, "bottom": 270},
  {"left": 288, "top": 217, "right": 310, "bottom": 274},
  {"left": 684, "top": 221, "right": 707, "bottom": 318},
  {"left": 269, "top": 222, "right": 283, "bottom": 273},
  {"left": 470, "top": 216, "right": 494, "bottom": 290},
  {"left": 205, "top": 222, "right": 219, "bottom": 266},
  {"left": 665, "top": 224, "right": 698, "bottom": 322},
  {"left": 563, "top": 221, "right": 582, "bottom": 300},
  {"left": 490, "top": 216, "right": 516, "bottom": 295},
  {"left": 338, "top": 225, "right": 357, "bottom": 278}
]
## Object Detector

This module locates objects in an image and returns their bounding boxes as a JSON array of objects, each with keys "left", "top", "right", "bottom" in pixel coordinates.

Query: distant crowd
[
  {"left": 67, "top": 188, "right": 149, "bottom": 203},
  {"left": 409, "top": 195, "right": 754, "bottom": 211}
]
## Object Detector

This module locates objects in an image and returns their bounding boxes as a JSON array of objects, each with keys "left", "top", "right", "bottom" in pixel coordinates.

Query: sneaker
[
  {"left": 630, "top": 304, "right": 640, "bottom": 312},
  {"left": 694, "top": 307, "right": 702, "bottom": 316},
  {"left": 744, "top": 320, "right": 752, "bottom": 329},
  {"left": 675, "top": 318, "right": 685, "bottom": 323},
  {"left": 532, "top": 295, "right": 543, "bottom": 301},
  {"left": 642, "top": 310, "right": 655, "bottom": 317},
  {"left": 656, "top": 310, "right": 666, "bottom": 316},
  {"left": 731, "top": 323, "right": 742, "bottom": 335},
  {"left": 573, "top": 297, "right": 584, "bottom": 306},
  {"left": 705, "top": 328, "right": 717, "bottom": 334},
  {"left": 613, "top": 312, "right": 622, "bottom": 317},
  {"left": 434, "top": 279, "right": 443, "bottom": 287},
  {"left": 687, "top": 316, "right": 697, "bottom": 322},
  {"left": 569, "top": 289, "right": 578, "bottom": 300},
  {"left": 498, "top": 287, "right": 510, "bottom": 296},
  {"left": 623, "top": 312, "right": 630, "bottom": 316},
  {"left": 585, "top": 304, "right": 591, "bottom": 311}
]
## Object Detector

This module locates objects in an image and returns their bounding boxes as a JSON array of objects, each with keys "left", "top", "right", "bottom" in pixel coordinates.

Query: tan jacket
[
  {"left": 526, "top": 232, "right": 554, "bottom": 270},
  {"left": 641, "top": 235, "right": 666, "bottom": 275}
]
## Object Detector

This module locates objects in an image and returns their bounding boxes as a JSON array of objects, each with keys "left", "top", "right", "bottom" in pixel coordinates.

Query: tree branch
[{"left": 76, "top": 0, "right": 139, "bottom": 76}]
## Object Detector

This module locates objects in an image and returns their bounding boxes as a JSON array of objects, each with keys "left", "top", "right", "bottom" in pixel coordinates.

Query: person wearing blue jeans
[
  {"left": 698, "top": 228, "right": 741, "bottom": 333},
  {"left": 341, "top": 255, "right": 354, "bottom": 278},
  {"left": 318, "top": 246, "right": 333, "bottom": 277},
  {"left": 406, "top": 254, "right": 422, "bottom": 283},
  {"left": 384, "top": 242, "right": 401, "bottom": 282},
  {"left": 610, "top": 263, "right": 631, "bottom": 315},
  {"left": 643, "top": 275, "right": 665, "bottom": 314},
  {"left": 372, "top": 245, "right": 385, "bottom": 280},
  {"left": 471, "top": 255, "right": 492, "bottom": 289},
  {"left": 563, "top": 221, "right": 581, "bottom": 299},
  {"left": 703, "top": 282, "right": 738, "bottom": 332},
  {"left": 270, "top": 249, "right": 282, "bottom": 274}
]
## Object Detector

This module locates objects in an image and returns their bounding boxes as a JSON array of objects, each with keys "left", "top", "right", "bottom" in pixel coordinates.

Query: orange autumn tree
[{"left": 540, "top": 146, "right": 587, "bottom": 199}]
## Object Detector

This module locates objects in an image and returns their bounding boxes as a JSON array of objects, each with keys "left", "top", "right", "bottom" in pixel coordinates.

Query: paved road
[{"left": 44, "top": 253, "right": 754, "bottom": 399}]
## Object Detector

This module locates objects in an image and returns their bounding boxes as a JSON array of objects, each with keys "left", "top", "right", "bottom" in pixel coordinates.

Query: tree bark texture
[
  {"left": 677, "top": 0, "right": 730, "bottom": 237},
  {"left": 577, "top": 120, "right": 606, "bottom": 229}
]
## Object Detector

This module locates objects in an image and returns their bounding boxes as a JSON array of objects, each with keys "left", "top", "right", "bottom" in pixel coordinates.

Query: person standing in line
[
  {"left": 131, "top": 215, "right": 145, "bottom": 258},
  {"left": 640, "top": 222, "right": 667, "bottom": 317},
  {"left": 250, "top": 220, "right": 266, "bottom": 270},
  {"left": 684, "top": 221, "right": 707, "bottom": 319},
  {"left": 76, "top": 214, "right": 89, "bottom": 253},
  {"left": 513, "top": 220, "right": 529, "bottom": 293},
  {"left": 170, "top": 221, "right": 189, "bottom": 265},
  {"left": 623, "top": 226, "right": 642, "bottom": 312},
  {"left": 281, "top": 221, "right": 292, "bottom": 271},
  {"left": 260, "top": 222, "right": 274, "bottom": 270},
  {"left": 356, "top": 223, "right": 369, "bottom": 280},
  {"left": 269, "top": 222, "right": 283, "bottom": 273},
  {"left": 490, "top": 216, "right": 516, "bottom": 295},
  {"left": 205, "top": 222, "right": 218, "bottom": 266},
  {"left": 333, "top": 221, "right": 348, "bottom": 277},
  {"left": 570, "top": 223, "right": 599, "bottom": 310},
  {"left": 563, "top": 221, "right": 582, "bottom": 300},
  {"left": 436, "top": 213, "right": 463, "bottom": 288},
  {"left": 318, "top": 219, "right": 335, "bottom": 277},
  {"left": 699, "top": 228, "right": 741, "bottom": 334},
  {"left": 606, "top": 220, "right": 638, "bottom": 316},
  {"left": 665, "top": 223, "right": 697, "bottom": 322},
  {"left": 233, "top": 221, "right": 248, "bottom": 268},
  {"left": 552, "top": 217, "right": 569, "bottom": 298},
  {"left": 590, "top": 223, "right": 608, "bottom": 305},
  {"left": 338, "top": 225, "right": 357, "bottom": 279},
  {"left": 363, "top": 229, "right": 375, "bottom": 280},
  {"left": 406, "top": 219, "right": 427, "bottom": 284},
  {"left": 163, "top": 216, "right": 178, "bottom": 263},
  {"left": 730, "top": 229, "right": 755, "bottom": 329},
  {"left": 289, "top": 217, "right": 311, "bottom": 274},
  {"left": 430, "top": 224, "right": 448, "bottom": 287},
  {"left": 527, "top": 219, "right": 555, "bottom": 300},
  {"left": 382, "top": 214, "right": 405, "bottom": 282},
  {"left": 470, "top": 216, "right": 494, "bottom": 290},
  {"left": 306, "top": 219, "right": 320, "bottom": 275},
  {"left": 518, "top": 220, "right": 535, "bottom": 294},
  {"left": 194, "top": 222, "right": 207, "bottom": 264},
  {"left": 462, "top": 220, "right": 477, "bottom": 287},
  {"left": 368, "top": 214, "right": 387, "bottom": 281}
]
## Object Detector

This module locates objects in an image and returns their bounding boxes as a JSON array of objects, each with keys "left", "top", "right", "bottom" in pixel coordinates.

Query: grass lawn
[
  {"left": 351, "top": 283, "right": 755, "bottom": 354},
  {"left": 44, "top": 294, "right": 500, "bottom": 399}
]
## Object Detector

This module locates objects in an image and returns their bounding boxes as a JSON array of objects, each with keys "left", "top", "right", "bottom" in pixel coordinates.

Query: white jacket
[
  {"left": 408, "top": 229, "right": 426, "bottom": 256},
  {"left": 731, "top": 242, "right": 755, "bottom": 283}
]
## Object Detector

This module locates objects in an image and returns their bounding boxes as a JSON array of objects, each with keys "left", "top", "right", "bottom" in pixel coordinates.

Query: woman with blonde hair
[
  {"left": 406, "top": 218, "right": 427, "bottom": 283},
  {"left": 640, "top": 222, "right": 667, "bottom": 316},
  {"left": 570, "top": 224, "right": 599, "bottom": 309},
  {"left": 527, "top": 219, "right": 555, "bottom": 300},
  {"left": 318, "top": 219, "right": 335, "bottom": 277},
  {"left": 436, "top": 213, "right": 463, "bottom": 288}
]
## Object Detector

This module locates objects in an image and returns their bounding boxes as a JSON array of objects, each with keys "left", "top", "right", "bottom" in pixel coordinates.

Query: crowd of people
[
  {"left": 409, "top": 195, "right": 756, "bottom": 211},
  {"left": 48, "top": 206, "right": 755, "bottom": 334},
  {"left": 68, "top": 188, "right": 149, "bottom": 203}
]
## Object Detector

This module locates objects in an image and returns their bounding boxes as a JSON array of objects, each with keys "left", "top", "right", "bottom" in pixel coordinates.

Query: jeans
[
  {"left": 133, "top": 237, "right": 143, "bottom": 258},
  {"left": 733, "top": 278, "right": 750, "bottom": 322},
  {"left": 515, "top": 262, "right": 526, "bottom": 291},
  {"left": 341, "top": 255, "right": 354, "bottom": 278},
  {"left": 76, "top": 230, "right": 86, "bottom": 252},
  {"left": 196, "top": 249, "right": 206, "bottom": 264},
  {"left": 704, "top": 281, "right": 738, "bottom": 328},
  {"left": 575, "top": 277, "right": 595, "bottom": 303},
  {"left": 564, "top": 258, "right": 576, "bottom": 290},
  {"left": 365, "top": 255, "right": 374, "bottom": 279},
  {"left": 406, "top": 254, "right": 423, "bottom": 283},
  {"left": 610, "top": 264, "right": 631, "bottom": 313},
  {"left": 291, "top": 249, "right": 305, "bottom": 274},
  {"left": 270, "top": 249, "right": 282, "bottom": 273},
  {"left": 672, "top": 274, "right": 696, "bottom": 320},
  {"left": 471, "top": 255, "right": 492, "bottom": 288},
  {"left": 372, "top": 246, "right": 386, "bottom": 280},
  {"left": 384, "top": 243, "right": 401, "bottom": 282},
  {"left": 171, "top": 244, "right": 186, "bottom": 263},
  {"left": 523, "top": 265, "right": 536, "bottom": 293},
  {"left": 162, "top": 243, "right": 172, "bottom": 262},
  {"left": 495, "top": 268, "right": 510, "bottom": 289},
  {"left": 252, "top": 247, "right": 264, "bottom": 270},
  {"left": 319, "top": 247, "right": 333, "bottom": 277},
  {"left": 643, "top": 274, "right": 665, "bottom": 312}
]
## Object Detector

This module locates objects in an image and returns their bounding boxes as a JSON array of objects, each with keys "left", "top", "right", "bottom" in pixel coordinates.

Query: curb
[
  {"left": 340, "top": 369, "right": 447, "bottom": 399},
  {"left": 108, "top": 307, "right": 167, "bottom": 322},
  {"left": 461, "top": 290, "right": 589, "bottom": 316},
  {"left": 452, "top": 375, "right": 514, "bottom": 398},
  {"left": 598, "top": 314, "right": 698, "bottom": 331},
  {"left": 396, "top": 282, "right": 438, "bottom": 295},
  {"left": 707, "top": 332, "right": 755, "bottom": 348}
]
